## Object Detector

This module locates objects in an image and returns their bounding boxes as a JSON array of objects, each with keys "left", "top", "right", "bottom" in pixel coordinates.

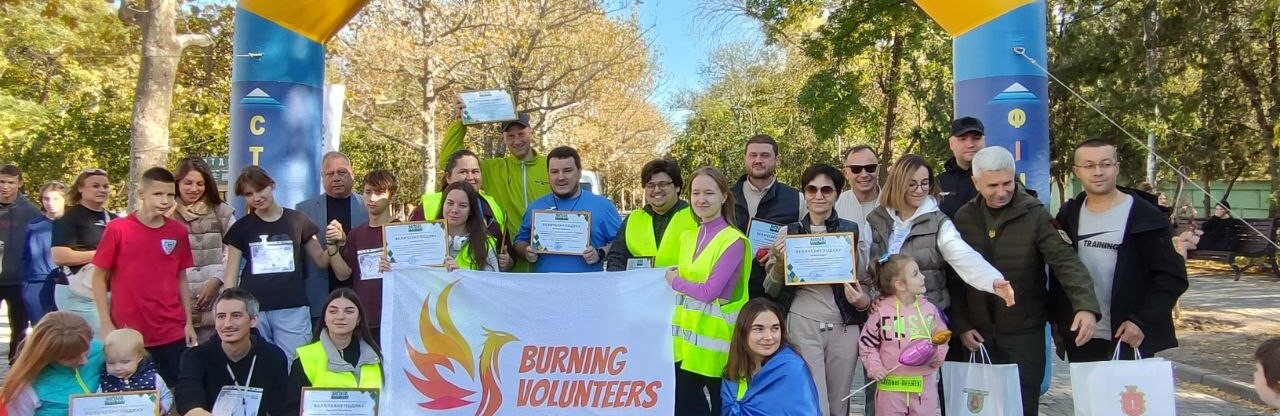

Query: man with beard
[
  {"left": 175, "top": 288, "right": 292, "bottom": 416},
  {"left": 730, "top": 134, "right": 805, "bottom": 299},
  {"left": 938, "top": 117, "right": 986, "bottom": 218},
  {"left": 514, "top": 146, "right": 622, "bottom": 273}
]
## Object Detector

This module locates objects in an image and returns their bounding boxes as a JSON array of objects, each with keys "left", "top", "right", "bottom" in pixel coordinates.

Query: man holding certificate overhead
[
  {"left": 729, "top": 134, "right": 806, "bottom": 300},
  {"left": 514, "top": 146, "right": 621, "bottom": 273},
  {"left": 606, "top": 159, "right": 697, "bottom": 271},
  {"left": 442, "top": 96, "right": 550, "bottom": 272},
  {"left": 762, "top": 164, "right": 870, "bottom": 416}
]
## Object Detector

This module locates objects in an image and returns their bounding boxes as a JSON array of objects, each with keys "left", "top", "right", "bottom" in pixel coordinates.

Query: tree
[{"left": 116, "top": 0, "right": 212, "bottom": 206}]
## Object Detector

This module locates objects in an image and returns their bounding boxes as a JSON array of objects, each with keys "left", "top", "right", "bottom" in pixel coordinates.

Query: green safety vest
[
  {"left": 419, "top": 191, "right": 508, "bottom": 234},
  {"left": 671, "top": 225, "right": 750, "bottom": 377},
  {"left": 624, "top": 206, "right": 698, "bottom": 268},
  {"left": 454, "top": 235, "right": 498, "bottom": 271},
  {"left": 296, "top": 341, "right": 383, "bottom": 389}
]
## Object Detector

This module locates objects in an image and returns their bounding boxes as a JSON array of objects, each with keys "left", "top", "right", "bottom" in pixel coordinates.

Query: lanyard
[
  {"left": 74, "top": 368, "right": 90, "bottom": 394},
  {"left": 226, "top": 355, "right": 258, "bottom": 389},
  {"left": 893, "top": 299, "right": 930, "bottom": 340}
]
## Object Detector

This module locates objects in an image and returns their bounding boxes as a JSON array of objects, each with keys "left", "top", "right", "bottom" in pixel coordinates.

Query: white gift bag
[
  {"left": 1069, "top": 346, "right": 1176, "bottom": 416},
  {"left": 942, "top": 345, "right": 1023, "bottom": 415}
]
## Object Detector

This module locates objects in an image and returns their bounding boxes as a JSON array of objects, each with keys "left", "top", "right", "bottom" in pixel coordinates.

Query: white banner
[{"left": 381, "top": 268, "right": 676, "bottom": 415}]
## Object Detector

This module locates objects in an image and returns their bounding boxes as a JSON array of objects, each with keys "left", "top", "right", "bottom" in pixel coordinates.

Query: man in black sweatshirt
[{"left": 176, "top": 288, "right": 293, "bottom": 416}]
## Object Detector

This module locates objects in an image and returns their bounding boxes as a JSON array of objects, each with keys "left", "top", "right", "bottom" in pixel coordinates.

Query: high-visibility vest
[
  {"left": 624, "top": 206, "right": 698, "bottom": 268},
  {"left": 671, "top": 224, "right": 750, "bottom": 377},
  {"left": 419, "top": 191, "right": 507, "bottom": 234},
  {"left": 296, "top": 341, "right": 383, "bottom": 389},
  {"left": 454, "top": 235, "right": 498, "bottom": 271}
]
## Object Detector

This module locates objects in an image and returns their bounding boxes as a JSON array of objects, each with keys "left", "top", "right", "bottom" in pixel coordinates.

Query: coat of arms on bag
[
  {"left": 1120, "top": 385, "right": 1146, "bottom": 416},
  {"left": 161, "top": 239, "right": 177, "bottom": 255},
  {"left": 964, "top": 388, "right": 989, "bottom": 413}
]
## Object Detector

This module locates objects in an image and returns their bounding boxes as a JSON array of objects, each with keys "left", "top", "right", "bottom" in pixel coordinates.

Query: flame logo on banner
[{"left": 405, "top": 279, "right": 519, "bottom": 415}]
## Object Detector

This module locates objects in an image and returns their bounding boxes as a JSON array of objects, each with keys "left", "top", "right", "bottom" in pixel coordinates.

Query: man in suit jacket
[{"left": 296, "top": 152, "right": 367, "bottom": 323}]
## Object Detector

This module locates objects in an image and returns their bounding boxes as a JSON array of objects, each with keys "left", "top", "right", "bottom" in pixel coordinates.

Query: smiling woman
[
  {"left": 285, "top": 288, "right": 384, "bottom": 411},
  {"left": 720, "top": 298, "right": 820, "bottom": 415}
]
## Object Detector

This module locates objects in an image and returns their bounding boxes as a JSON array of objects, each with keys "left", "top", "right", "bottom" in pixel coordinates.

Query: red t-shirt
[{"left": 92, "top": 214, "right": 194, "bottom": 346}]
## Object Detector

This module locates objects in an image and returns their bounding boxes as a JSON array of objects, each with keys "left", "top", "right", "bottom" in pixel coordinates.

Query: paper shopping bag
[
  {"left": 1069, "top": 358, "right": 1175, "bottom": 416},
  {"left": 941, "top": 347, "right": 1022, "bottom": 415}
]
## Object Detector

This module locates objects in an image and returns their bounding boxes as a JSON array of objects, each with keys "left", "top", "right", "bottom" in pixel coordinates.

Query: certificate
[
  {"left": 212, "top": 386, "right": 262, "bottom": 416},
  {"left": 300, "top": 387, "right": 379, "bottom": 416},
  {"left": 356, "top": 248, "right": 384, "bottom": 280},
  {"left": 530, "top": 210, "right": 592, "bottom": 255},
  {"left": 249, "top": 238, "right": 295, "bottom": 274},
  {"left": 383, "top": 221, "right": 448, "bottom": 267},
  {"left": 626, "top": 257, "right": 654, "bottom": 270},
  {"left": 459, "top": 89, "right": 518, "bottom": 125},
  {"left": 70, "top": 391, "right": 160, "bottom": 416},
  {"left": 746, "top": 218, "right": 784, "bottom": 253},
  {"left": 782, "top": 232, "right": 857, "bottom": 285}
]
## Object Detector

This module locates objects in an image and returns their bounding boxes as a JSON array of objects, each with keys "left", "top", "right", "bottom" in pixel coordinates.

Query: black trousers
[
  {"left": 976, "top": 329, "right": 1047, "bottom": 416},
  {"left": 1060, "top": 337, "right": 1140, "bottom": 362},
  {"left": 146, "top": 339, "right": 188, "bottom": 386},
  {"left": 674, "top": 364, "right": 721, "bottom": 416},
  {"left": 0, "top": 285, "right": 29, "bottom": 364}
]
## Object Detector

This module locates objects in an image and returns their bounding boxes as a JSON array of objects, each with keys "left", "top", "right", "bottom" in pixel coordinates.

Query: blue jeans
[{"left": 22, "top": 279, "right": 55, "bottom": 324}]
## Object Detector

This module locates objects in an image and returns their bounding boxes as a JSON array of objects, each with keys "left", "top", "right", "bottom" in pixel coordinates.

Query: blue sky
[{"left": 628, "top": 0, "right": 761, "bottom": 126}]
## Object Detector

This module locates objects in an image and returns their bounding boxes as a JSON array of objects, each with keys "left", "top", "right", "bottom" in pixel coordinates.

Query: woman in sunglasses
[{"left": 761, "top": 163, "right": 869, "bottom": 416}]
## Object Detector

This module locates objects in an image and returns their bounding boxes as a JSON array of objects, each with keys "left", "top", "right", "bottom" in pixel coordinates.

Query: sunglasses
[
  {"left": 804, "top": 185, "right": 836, "bottom": 196},
  {"left": 845, "top": 164, "right": 878, "bottom": 174}
]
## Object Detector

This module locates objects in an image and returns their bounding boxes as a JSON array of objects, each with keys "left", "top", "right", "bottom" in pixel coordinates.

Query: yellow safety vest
[
  {"left": 419, "top": 191, "right": 507, "bottom": 234},
  {"left": 296, "top": 341, "right": 383, "bottom": 389},
  {"left": 454, "top": 235, "right": 498, "bottom": 271},
  {"left": 671, "top": 224, "right": 750, "bottom": 377},
  {"left": 624, "top": 206, "right": 698, "bottom": 268}
]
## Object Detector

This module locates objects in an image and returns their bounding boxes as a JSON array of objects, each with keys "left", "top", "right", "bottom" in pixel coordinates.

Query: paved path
[{"left": 1182, "top": 270, "right": 1280, "bottom": 323}]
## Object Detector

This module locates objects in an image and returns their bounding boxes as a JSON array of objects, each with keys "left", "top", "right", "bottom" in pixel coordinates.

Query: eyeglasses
[
  {"left": 643, "top": 181, "right": 674, "bottom": 190},
  {"left": 908, "top": 180, "right": 931, "bottom": 191},
  {"left": 804, "top": 185, "right": 836, "bottom": 196},
  {"left": 845, "top": 164, "right": 878, "bottom": 174},
  {"left": 1073, "top": 161, "right": 1118, "bottom": 171},
  {"left": 81, "top": 168, "right": 106, "bottom": 175}
]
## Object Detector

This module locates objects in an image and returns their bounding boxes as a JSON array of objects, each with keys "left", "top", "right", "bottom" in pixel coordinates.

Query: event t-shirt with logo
[
  {"left": 1076, "top": 194, "right": 1133, "bottom": 340},
  {"left": 92, "top": 214, "right": 194, "bottom": 347},
  {"left": 339, "top": 222, "right": 390, "bottom": 329},
  {"left": 52, "top": 204, "right": 119, "bottom": 273},
  {"left": 223, "top": 208, "right": 318, "bottom": 311}
]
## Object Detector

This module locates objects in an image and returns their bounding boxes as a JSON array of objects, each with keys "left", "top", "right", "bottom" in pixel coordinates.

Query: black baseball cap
[
  {"left": 951, "top": 116, "right": 984, "bottom": 137},
  {"left": 501, "top": 113, "right": 531, "bottom": 132}
]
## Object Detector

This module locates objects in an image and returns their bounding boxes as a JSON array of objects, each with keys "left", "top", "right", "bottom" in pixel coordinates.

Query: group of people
[{"left": 0, "top": 107, "right": 1203, "bottom": 416}]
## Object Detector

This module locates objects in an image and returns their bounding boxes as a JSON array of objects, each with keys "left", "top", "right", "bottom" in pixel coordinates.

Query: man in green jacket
[
  {"left": 949, "top": 146, "right": 1099, "bottom": 416},
  {"left": 441, "top": 100, "right": 550, "bottom": 272}
]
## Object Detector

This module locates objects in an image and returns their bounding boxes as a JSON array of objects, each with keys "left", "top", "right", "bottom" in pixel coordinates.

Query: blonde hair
[
  {"left": 103, "top": 328, "right": 147, "bottom": 359},
  {"left": 1, "top": 312, "right": 93, "bottom": 403},
  {"left": 881, "top": 154, "right": 940, "bottom": 214}
]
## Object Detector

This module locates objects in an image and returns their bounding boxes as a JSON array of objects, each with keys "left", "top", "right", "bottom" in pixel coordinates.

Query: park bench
[{"left": 1176, "top": 217, "right": 1279, "bottom": 280}]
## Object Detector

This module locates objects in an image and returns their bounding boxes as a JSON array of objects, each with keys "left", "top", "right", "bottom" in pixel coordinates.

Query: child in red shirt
[{"left": 91, "top": 167, "right": 196, "bottom": 386}]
